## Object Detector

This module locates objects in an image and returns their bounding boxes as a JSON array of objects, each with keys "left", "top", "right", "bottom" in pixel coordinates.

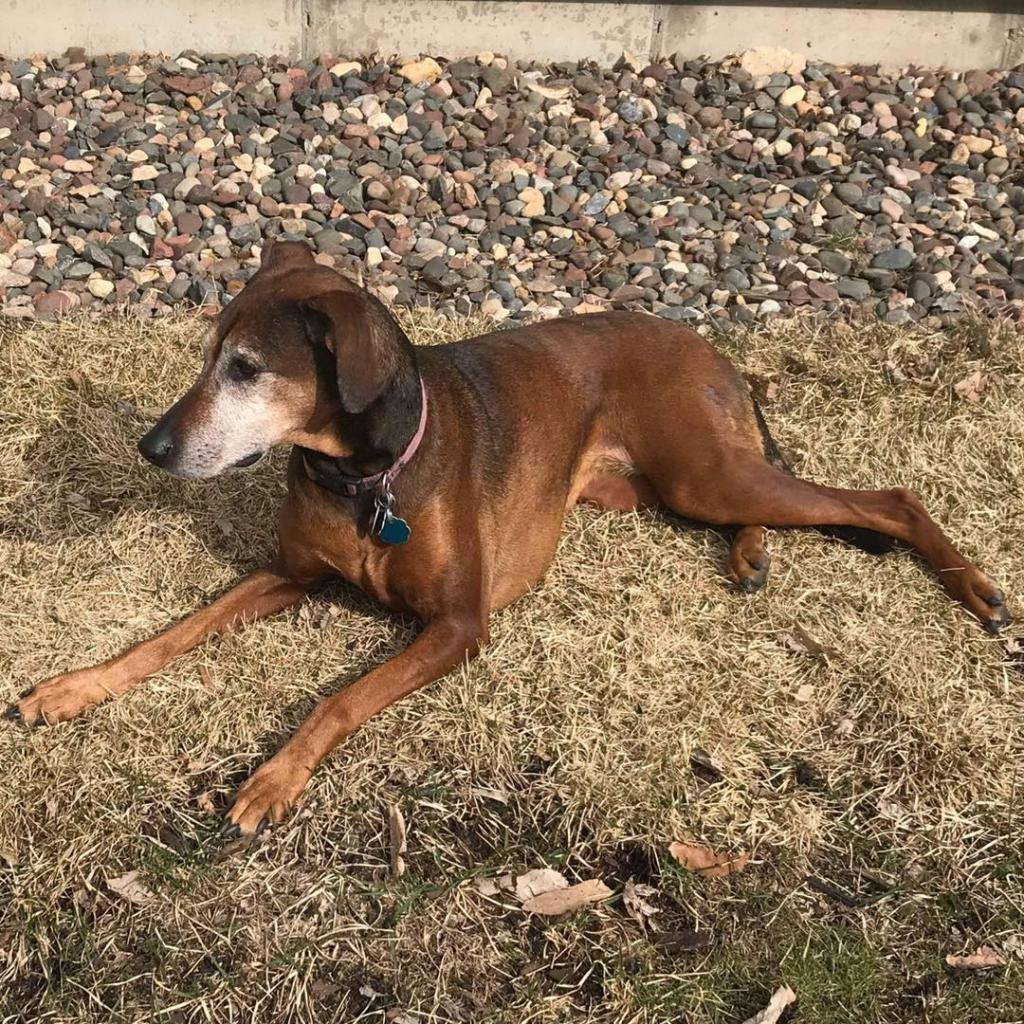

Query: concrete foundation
[{"left": 2, "top": 1, "right": 1022, "bottom": 69}]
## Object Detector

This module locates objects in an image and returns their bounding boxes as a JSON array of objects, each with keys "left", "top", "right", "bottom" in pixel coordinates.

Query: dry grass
[{"left": 0, "top": 307, "right": 1022, "bottom": 1024}]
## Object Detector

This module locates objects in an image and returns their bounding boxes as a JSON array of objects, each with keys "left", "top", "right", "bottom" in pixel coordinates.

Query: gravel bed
[{"left": 1, "top": 46, "right": 1023, "bottom": 325}]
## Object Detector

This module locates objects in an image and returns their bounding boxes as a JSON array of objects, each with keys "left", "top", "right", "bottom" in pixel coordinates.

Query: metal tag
[
  {"left": 377, "top": 511, "right": 411, "bottom": 545},
  {"left": 370, "top": 486, "right": 411, "bottom": 545}
]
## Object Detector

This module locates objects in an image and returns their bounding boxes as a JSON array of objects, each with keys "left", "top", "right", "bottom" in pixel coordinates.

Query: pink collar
[{"left": 301, "top": 379, "right": 428, "bottom": 498}]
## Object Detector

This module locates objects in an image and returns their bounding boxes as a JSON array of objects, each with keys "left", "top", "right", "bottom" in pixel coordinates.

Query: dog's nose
[{"left": 138, "top": 425, "right": 175, "bottom": 467}]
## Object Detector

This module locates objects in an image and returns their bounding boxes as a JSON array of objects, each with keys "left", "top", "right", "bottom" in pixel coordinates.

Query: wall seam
[
  {"left": 300, "top": 0, "right": 314, "bottom": 60},
  {"left": 650, "top": 4, "right": 666, "bottom": 60}
]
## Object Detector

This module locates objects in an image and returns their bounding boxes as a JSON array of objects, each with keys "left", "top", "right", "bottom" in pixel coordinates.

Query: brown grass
[{"left": 0, "top": 307, "right": 1022, "bottom": 1023}]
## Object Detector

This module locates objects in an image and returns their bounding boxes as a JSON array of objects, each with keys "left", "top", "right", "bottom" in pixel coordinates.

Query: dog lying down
[{"left": 6, "top": 241, "right": 1009, "bottom": 836}]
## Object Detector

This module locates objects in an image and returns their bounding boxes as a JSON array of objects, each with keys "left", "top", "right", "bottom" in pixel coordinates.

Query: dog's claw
[
  {"left": 736, "top": 560, "right": 770, "bottom": 594},
  {"left": 985, "top": 613, "right": 1009, "bottom": 636},
  {"left": 219, "top": 820, "right": 241, "bottom": 840},
  {"left": 980, "top": 589, "right": 1010, "bottom": 634},
  {"left": 218, "top": 816, "right": 269, "bottom": 841},
  {"left": 3, "top": 705, "right": 22, "bottom": 722}
]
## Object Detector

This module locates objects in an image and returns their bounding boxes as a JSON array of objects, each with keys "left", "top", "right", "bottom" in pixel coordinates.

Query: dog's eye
[{"left": 228, "top": 354, "right": 261, "bottom": 382}]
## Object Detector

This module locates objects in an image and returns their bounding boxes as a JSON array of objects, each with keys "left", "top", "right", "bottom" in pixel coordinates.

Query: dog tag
[
  {"left": 377, "top": 511, "right": 411, "bottom": 545},
  {"left": 370, "top": 490, "right": 411, "bottom": 545}
]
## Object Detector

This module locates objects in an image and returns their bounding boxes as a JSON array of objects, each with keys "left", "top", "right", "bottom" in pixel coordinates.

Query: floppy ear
[
  {"left": 261, "top": 239, "right": 316, "bottom": 274},
  {"left": 302, "top": 288, "right": 417, "bottom": 415}
]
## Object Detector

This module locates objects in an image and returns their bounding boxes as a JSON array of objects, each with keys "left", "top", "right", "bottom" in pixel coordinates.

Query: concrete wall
[
  {"left": 2, "top": 0, "right": 1023, "bottom": 69},
  {"left": 1, "top": 0, "right": 303, "bottom": 58}
]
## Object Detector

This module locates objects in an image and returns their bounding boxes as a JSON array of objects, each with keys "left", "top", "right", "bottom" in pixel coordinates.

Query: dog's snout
[{"left": 138, "top": 424, "right": 175, "bottom": 468}]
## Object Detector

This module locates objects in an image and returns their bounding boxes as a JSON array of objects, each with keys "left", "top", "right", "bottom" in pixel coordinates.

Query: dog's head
[{"left": 138, "top": 242, "right": 417, "bottom": 479}]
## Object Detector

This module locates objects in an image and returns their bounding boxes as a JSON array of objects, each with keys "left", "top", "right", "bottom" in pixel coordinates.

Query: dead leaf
[
  {"left": 474, "top": 873, "right": 514, "bottom": 896},
  {"left": 388, "top": 804, "right": 407, "bottom": 878},
  {"left": 522, "top": 878, "right": 613, "bottom": 916},
  {"left": 741, "top": 984, "right": 797, "bottom": 1024},
  {"left": 573, "top": 301, "right": 610, "bottom": 315},
  {"left": 945, "top": 946, "right": 1006, "bottom": 970},
  {"left": 794, "top": 683, "right": 815, "bottom": 703},
  {"left": 623, "top": 880, "right": 661, "bottom": 929},
  {"left": 106, "top": 870, "right": 153, "bottom": 906},
  {"left": 954, "top": 369, "right": 989, "bottom": 404},
  {"left": 515, "top": 867, "right": 568, "bottom": 902},
  {"left": 668, "top": 838, "right": 750, "bottom": 879},
  {"left": 0, "top": 846, "right": 16, "bottom": 868},
  {"left": 778, "top": 624, "right": 837, "bottom": 661},
  {"left": 196, "top": 791, "right": 216, "bottom": 815}
]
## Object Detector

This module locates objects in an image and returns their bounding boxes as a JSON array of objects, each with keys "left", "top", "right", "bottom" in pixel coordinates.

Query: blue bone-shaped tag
[
  {"left": 377, "top": 510, "right": 411, "bottom": 545},
  {"left": 370, "top": 490, "right": 411, "bottom": 545}
]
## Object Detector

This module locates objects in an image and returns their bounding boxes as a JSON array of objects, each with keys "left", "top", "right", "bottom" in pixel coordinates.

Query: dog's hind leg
[
  {"left": 646, "top": 454, "right": 1007, "bottom": 633},
  {"left": 7, "top": 569, "right": 312, "bottom": 725}
]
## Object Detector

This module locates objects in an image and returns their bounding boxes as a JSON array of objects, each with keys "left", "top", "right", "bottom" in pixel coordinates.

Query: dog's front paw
[
  {"left": 6, "top": 669, "right": 110, "bottom": 726},
  {"left": 222, "top": 756, "right": 312, "bottom": 836}
]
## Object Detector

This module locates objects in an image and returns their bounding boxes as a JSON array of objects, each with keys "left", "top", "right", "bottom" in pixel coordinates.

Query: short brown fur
[{"left": 7, "top": 243, "right": 1008, "bottom": 835}]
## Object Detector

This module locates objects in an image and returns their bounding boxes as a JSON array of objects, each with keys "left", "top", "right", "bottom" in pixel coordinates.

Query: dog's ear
[
  {"left": 302, "top": 288, "right": 416, "bottom": 415},
  {"left": 261, "top": 239, "right": 316, "bottom": 273}
]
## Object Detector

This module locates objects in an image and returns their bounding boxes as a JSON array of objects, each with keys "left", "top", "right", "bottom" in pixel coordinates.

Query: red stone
[
  {"left": 164, "top": 75, "right": 212, "bottom": 96},
  {"left": 808, "top": 280, "right": 839, "bottom": 301},
  {"left": 34, "top": 290, "right": 79, "bottom": 317}
]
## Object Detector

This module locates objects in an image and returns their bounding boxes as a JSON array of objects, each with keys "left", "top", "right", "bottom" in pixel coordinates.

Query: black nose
[{"left": 138, "top": 425, "right": 175, "bottom": 467}]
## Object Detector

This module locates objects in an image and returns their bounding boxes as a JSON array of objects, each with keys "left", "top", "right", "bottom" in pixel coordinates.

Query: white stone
[
  {"left": 330, "top": 61, "right": 362, "bottom": 78},
  {"left": 740, "top": 46, "right": 806, "bottom": 77},
  {"left": 399, "top": 57, "right": 442, "bottom": 85},
  {"left": 88, "top": 278, "right": 115, "bottom": 299}
]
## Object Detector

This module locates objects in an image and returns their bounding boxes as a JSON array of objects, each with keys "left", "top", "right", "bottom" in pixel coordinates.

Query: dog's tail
[{"left": 751, "top": 399, "right": 898, "bottom": 555}]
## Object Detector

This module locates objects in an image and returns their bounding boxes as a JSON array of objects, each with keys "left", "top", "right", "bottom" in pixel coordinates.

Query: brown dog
[{"left": 6, "top": 241, "right": 1008, "bottom": 835}]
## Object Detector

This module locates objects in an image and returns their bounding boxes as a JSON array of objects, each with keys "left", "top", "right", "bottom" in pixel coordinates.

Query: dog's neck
[{"left": 298, "top": 373, "right": 427, "bottom": 496}]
